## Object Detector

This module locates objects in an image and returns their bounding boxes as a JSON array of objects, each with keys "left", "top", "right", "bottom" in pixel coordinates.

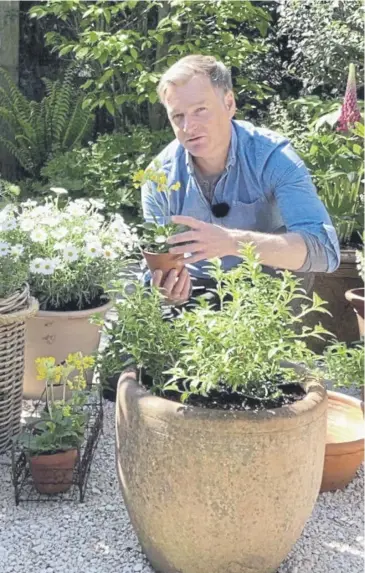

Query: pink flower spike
[{"left": 337, "top": 63, "right": 362, "bottom": 132}]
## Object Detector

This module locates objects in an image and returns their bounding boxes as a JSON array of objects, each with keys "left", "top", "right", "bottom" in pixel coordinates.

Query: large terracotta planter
[
  {"left": 304, "top": 249, "right": 363, "bottom": 353},
  {"left": 23, "top": 300, "right": 112, "bottom": 399},
  {"left": 142, "top": 250, "right": 184, "bottom": 281},
  {"left": 30, "top": 448, "right": 78, "bottom": 494},
  {"left": 345, "top": 287, "right": 364, "bottom": 337},
  {"left": 116, "top": 371, "right": 327, "bottom": 573},
  {"left": 321, "top": 391, "right": 364, "bottom": 492}
]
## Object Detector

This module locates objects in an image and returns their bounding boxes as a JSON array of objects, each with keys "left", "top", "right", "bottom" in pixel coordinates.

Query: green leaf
[
  {"left": 81, "top": 79, "right": 94, "bottom": 90},
  {"left": 89, "top": 31, "right": 99, "bottom": 43},
  {"left": 148, "top": 92, "right": 158, "bottom": 104},
  {"left": 105, "top": 99, "right": 115, "bottom": 116},
  {"left": 76, "top": 47, "right": 89, "bottom": 59},
  {"left": 130, "top": 48, "right": 138, "bottom": 60},
  {"left": 59, "top": 45, "right": 74, "bottom": 56},
  {"left": 98, "top": 69, "right": 114, "bottom": 85}
]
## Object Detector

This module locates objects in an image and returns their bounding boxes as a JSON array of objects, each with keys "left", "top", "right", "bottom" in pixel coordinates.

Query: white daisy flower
[
  {"left": 85, "top": 219, "right": 103, "bottom": 232},
  {"left": 70, "top": 226, "right": 83, "bottom": 236},
  {"left": 41, "top": 216, "right": 61, "bottom": 227},
  {"left": 19, "top": 218, "right": 36, "bottom": 232},
  {"left": 30, "top": 228, "right": 48, "bottom": 243},
  {"left": 66, "top": 200, "right": 89, "bottom": 217},
  {"left": 40, "top": 258, "right": 56, "bottom": 275},
  {"left": 0, "top": 241, "right": 10, "bottom": 256},
  {"left": 84, "top": 242, "right": 102, "bottom": 258},
  {"left": 51, "top": 227, "right": 68, "bottom": 240},
  {"left": 11, "top": 244, "right": 24, "bottom": 257},
  {"left": 53, "top": 241, "right": 66, "bottom": 251},
  {"left": 63, "top": 244, "right": 79, "bottom": 262},
  {"left": 29, "top": 205, "right": 52, "bottom": 218},
  {"left": 102, "top": 246, "right": 117, "bottom": 260},
  {"left": 30, "top": 258, "right": 45, "bottom": 273}
]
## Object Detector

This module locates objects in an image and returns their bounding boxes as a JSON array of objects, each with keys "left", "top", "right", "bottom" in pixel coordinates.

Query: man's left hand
[{"left": 167, "top": 215, "right": 238, "bottom": 264}]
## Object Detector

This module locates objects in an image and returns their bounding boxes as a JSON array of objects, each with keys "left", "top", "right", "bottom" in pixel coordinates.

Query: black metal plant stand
[{"left": 11, "top": 386, "right": 103, "bottom": 505}]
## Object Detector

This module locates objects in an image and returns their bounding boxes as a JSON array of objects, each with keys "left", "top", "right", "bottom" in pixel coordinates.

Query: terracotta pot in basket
[
  {"left": 142, "top": 250, "right": 184, "bottom": 281},
  {"left": 321, "top": 391, "right": 364, "bottom": 492},
  {"left": 30, "top": 448, "right": 78, "bottom": 494}
]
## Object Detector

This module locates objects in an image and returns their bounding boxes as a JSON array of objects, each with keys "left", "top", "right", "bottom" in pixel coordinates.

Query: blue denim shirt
[{"left": 142, "top": 120, "right": 340, "bottom": 279}]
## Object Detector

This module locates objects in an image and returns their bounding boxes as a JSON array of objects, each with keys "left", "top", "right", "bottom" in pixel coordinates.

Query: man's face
[{"left": 164, "top": 75, "right": 236, "bottom": 159}]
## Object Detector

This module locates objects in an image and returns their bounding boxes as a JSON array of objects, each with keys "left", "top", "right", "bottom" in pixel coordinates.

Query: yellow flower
[
  {"left": 35, "top": 357, "right": 56, "bottom": 381},
  {"left": 83, "top": 356, "right": 95, "bottom": 369}
]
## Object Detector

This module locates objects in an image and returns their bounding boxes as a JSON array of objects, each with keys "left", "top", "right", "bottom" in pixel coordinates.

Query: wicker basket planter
[{"left": 0, "top": 286, "right": 38, "bottom": 453}]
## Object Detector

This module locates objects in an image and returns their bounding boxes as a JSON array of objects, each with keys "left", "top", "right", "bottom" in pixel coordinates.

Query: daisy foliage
[{"left": 0, "top": 191, "right": 138, "bottom": 309}]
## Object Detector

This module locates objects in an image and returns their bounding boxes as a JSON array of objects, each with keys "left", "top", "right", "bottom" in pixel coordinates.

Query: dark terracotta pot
[
  {"left": 30, "top": 448, "right": 78, "bottom": 494},
  {"left": 142, "top": 250, "right": 184, "bottom": 281},
  {"left": 116, "top": 370, "right": 327, "bottom": 573},
  {"left": 345, "top": 287, "right": 364, "bottom": 338},
  {"left": 320, "top": 391, "right": 364, "bottom": 493},
  {"left": 304, "top": 249, "right": 363, "bottom": 353}
]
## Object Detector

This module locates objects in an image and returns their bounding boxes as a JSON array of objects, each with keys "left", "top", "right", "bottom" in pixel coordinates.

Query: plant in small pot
[
  {"left": 0, "top": 205, "right": 39, "bottom": 453},
  {"left": 2, "top": 190, "right": 138, "bottom": 399},
  {"left": 317, "top": 342, "right": 364, "bottom": 492},
  {"left": 17, "top": 352, "right": 95, "bottom": 494},
  {"left": 133, "top": 164, "right": 186, "bottom": 279},
  {"left": 112, "top": 245, "right": 331, "bottom": 573}
]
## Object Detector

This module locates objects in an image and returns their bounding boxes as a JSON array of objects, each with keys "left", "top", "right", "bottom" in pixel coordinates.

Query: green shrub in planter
[{"left": 102, "top": 244, "right": 330, "bottom": 407}]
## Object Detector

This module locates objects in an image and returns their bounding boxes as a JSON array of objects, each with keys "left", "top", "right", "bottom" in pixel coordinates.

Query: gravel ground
[{"left": 0, "top": 398, "right": 363, "bottom": 573}]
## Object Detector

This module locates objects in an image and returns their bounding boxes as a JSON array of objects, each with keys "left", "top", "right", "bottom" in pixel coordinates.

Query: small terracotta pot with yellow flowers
[
  {"left": 134, "top": 164, "right": 187, "bottom": 281},
  {"left": 17, "top": 353, "right": 95, "bottom": 494}
]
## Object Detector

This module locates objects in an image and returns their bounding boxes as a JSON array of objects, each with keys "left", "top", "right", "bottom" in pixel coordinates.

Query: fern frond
[
  {"left": 52, "top": 67, "right": 75, "bottom": 142},
  {"left": 0, "top": 68, "right": 31, "bottom": 124},
  {"left": 0, "top": 134, "right": 34, "bottom": 174},
  {"left": 61, "top": 95, "right": 92, "bottom": 148}
]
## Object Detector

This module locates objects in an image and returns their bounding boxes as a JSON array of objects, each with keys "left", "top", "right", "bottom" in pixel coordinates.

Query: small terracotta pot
[
  {"left": 321, "top": 391, "right": 364, "bottom": 492},
  {"left": 345, "top": 287, "right": 365, "bottom": 337},
  {"left": 30, "top": 448, "right": 78, "bottom": 494},
  {"left": 142, "top": 250, "right": 184, "bottom": 280}
]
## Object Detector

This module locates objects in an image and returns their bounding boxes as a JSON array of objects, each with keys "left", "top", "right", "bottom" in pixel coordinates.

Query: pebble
[{"left": 0, "top": 398, "right": 363, "bottom": 573}]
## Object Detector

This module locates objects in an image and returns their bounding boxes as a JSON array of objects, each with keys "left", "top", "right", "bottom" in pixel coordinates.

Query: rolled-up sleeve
[{"left": 266, "top": 142, "right": 340, "bottom": 273}]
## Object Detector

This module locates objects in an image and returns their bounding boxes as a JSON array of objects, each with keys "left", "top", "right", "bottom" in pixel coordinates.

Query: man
[{"left": 142, "top": 55, "right": 340, "bottom": 304}]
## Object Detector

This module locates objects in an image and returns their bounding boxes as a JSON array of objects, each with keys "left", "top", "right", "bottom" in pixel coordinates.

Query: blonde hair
[{"left": 157, "top": 55, "right": 233, "bottom": 104}]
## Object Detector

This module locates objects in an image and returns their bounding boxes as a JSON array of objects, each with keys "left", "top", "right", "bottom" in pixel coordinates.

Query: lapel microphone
[{"left": 211, "top": 202, "right": 230, "bottom": 218}]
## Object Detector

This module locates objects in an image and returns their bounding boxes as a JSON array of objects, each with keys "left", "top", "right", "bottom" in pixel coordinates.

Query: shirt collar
[{"left": 185, "top": 121, "right": 237, "bottom": 174}]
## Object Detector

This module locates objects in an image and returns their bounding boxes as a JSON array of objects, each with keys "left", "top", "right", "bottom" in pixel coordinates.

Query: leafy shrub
[
  {"left": 29, "top": 0, "right": 272, "bottom": 129},
  {"left": 101, "top": 245, "right": 329, "bottom": 403},
  {"left": 0, "top": 66, "right": 94, "bottom": 178},
  {"left": 277, "top": 0, "right": 364, "bottom": 97},
  {"left": 41, "top": 127, "right": 172, "bottom": 221},
  {"left": 262, "top": 97, "right": 364, "bottom": 244}
]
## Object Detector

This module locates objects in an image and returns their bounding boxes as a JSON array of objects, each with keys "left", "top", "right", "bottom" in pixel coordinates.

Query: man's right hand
[{"left": 152, "top": 267, "right": 192, "bottom": 306}]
